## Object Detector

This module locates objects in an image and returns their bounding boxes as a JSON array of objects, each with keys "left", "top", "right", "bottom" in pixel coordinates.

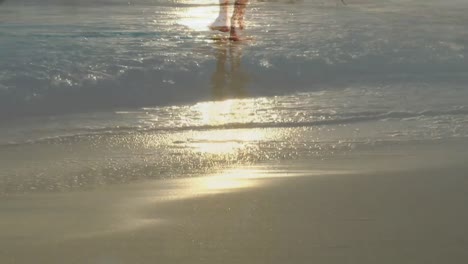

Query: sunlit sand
[{"left": 1, "top": 139, "right": 468, "bottom": 263}]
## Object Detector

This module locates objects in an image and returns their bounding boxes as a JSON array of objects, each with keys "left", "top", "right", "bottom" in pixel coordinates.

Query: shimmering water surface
[{"left": 1, "top": 0, "right": 468, "bottom": 194}]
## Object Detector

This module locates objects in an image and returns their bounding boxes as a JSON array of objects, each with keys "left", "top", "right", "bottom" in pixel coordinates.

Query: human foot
[
  {"left": 229, "top": 26, "right": 242, "bottom": 41},
  {"left": 209, "top": 24, "right": 230, "bottom": 32},
  {"left": 209, "top": 14, "right": 230, "bottom": 32},
  {"left": 209, "top": 0, "right": 231, "bottom": 32}
]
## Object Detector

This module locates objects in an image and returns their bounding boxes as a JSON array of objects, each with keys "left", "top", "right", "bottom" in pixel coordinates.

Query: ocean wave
[{"left": 2, "top": 107, "right": 468, "bottom": 148}]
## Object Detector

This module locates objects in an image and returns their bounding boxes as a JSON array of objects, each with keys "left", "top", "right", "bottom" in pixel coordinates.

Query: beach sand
[{"left": 1, "top": 140, "right": 468, "bottom": 264}]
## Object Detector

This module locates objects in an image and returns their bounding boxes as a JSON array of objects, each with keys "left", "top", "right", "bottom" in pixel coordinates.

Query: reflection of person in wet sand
[
  {"left": 209, "top": 0, "right": 249, "bottom": 41},
  {"left": 211, "top": 43, "right": 249, "bottom": 100}
]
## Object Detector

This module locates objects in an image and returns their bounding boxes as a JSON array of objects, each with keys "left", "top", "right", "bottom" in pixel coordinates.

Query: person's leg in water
[
  {"left": 209, "top": 0, "right": 231, "bottom": 32},
  {"left": 230, "top": 0, "right": 249, "bottom": 41}
]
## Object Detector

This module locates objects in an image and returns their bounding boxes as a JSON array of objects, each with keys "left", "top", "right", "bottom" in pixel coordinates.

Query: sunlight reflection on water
[{"left": 176, "top": 4, "right": 219, "bottom": 31}]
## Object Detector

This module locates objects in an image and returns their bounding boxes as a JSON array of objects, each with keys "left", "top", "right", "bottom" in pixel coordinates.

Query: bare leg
[
  {"left": 230, "top": 0, "right": 249, "bottom": 41},
  {"left": 209, "top": 0, "right": 231, "bottom": 32}
]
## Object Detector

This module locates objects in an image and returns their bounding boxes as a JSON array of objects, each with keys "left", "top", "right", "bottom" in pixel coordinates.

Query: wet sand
[{"left": 1, "top": 144, "right": 468, "bottom": 264}]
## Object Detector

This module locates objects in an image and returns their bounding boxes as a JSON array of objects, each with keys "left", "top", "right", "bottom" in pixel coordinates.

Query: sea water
[{"left": 1, "top": 0, "right": 468, "bottom": 194}]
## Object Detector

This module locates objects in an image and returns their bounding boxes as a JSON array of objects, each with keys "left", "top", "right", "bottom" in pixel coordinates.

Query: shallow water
[
  {"left": 1, "top": 0, "right": 468, "bottom": 193},
  {"left": 1, "top": 0, "right": 468, "bottom": 118}
]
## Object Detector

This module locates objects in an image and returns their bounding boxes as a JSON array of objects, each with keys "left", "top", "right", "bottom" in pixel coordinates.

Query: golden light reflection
[
  {"left": 190, "top": 99, "right": 265, "bottom": 154},
  {"left": 194, "top": 167, "right": 325, "bottom": 194},
  {"left": 202, "top": 176, "right": 251, "bottom": 190},
  {"left": 116, "top": 167, "right": 348, "bottom": 234},
  {"left": 190, "top": 129, "right": 263, "bottom": 154},
  {"left": 176, "top": 1, "right": 220, "bottom": 31},
  {"left": 198, "top": 169, "right": 259, "bottom": 192},
  {"left": 196, "top": 99, "right": 240, "bottom": 125}
]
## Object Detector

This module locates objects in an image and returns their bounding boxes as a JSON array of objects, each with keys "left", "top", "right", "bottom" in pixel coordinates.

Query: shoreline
[{"left": 1, "top": 140, "right": 468, "bottom": 263}]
